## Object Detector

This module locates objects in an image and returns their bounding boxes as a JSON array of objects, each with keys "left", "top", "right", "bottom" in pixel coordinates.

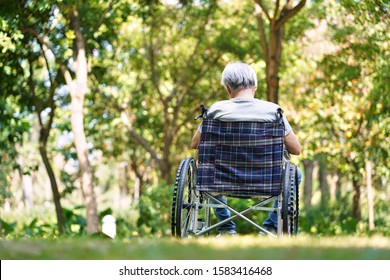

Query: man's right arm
[{"left": 191, "top": 130, "right": 201, "bottom": 149}]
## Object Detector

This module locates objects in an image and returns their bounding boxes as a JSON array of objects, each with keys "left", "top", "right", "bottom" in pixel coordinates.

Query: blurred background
[{"left": 0, "top": 0, "right": 389, "bottom": 239}]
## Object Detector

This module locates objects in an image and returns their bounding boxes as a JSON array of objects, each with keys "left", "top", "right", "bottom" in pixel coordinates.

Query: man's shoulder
[
  {"left": 209, "top": 99, "right": 231, "bottom": 107},
  {"left": 209, "top": 98, "right": 279, "bottom": 107},
  {"left": 253, "top": 99, "right": 280, "bottom": 108},
  {"left": 207, "top": 98, "right": 281, "bottom": 114},
  {"left": 207, "top": 100, "right": 232, "bottom": 113}
]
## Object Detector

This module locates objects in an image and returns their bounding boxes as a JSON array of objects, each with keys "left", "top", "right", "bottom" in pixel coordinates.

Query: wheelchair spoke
[{"left": 180, "top": 208, "right": 193, "bottom": 237}]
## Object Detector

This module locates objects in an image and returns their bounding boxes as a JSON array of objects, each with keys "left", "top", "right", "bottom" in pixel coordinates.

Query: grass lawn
[{"left": 0, "top": 235, "right": 389, "bottom": 260}]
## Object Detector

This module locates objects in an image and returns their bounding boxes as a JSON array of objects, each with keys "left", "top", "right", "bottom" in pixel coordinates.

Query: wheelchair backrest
[{"left": 196, "top": 118, "right": 285, "bottom": 196}]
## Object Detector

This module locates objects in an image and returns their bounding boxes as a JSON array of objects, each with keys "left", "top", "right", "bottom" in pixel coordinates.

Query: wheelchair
[{"left": 171, "top": 107, "right": 299, "bottom": 238}]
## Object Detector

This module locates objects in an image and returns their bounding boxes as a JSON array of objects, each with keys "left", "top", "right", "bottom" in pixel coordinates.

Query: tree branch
[
  {"left": 255, "top": 8, "right": 269, "bottom": 62},
  {"left": 275, "top": 0, "right": 306, "bottom": 30},
  {"left": 147, "top": 7, "right": 165, "bottom": 105},
  {"left": 91, "top": 0, "right": 116, "bottom": 36},
  {"left": 27, "top": 58, "right": 43, "bottom": 128},
  {"left": 274, "top": 0, "right": 280, "bottom": 19},
  {"left": 38, "top": 42, "right": 53, "bottom": 87},
  {"left": 29, "top": 48, "right": 59, "bottom": 144},
  {"left": 21, "top": 26, "right": 74, "bottom": 85},
  {"left": 43, "top": 70, "right": 60, "bottom": 144},
  {"left": 254, "top": 0, "right": 272, "bottom": 22},
  {"left": 167, "top": 3, "right": 214, "bottom": 102},
  {"left": 119, "top": 107, "right": 162, "bottom": 165}
]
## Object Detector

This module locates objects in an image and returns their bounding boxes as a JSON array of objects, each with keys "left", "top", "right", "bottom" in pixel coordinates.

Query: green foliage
[
  {"left": 0, "top": 216, "right": 56, "bottom": 239},
  {"left": 21, "top": 218, "right": 56, "bottom": 238},
  {"left": 0, "top": 206, "right": 139, "bottom": 239},
  {"left": 113, "top": 215, "right": 139, "bottom": 239},
  {"left": 0, "top": 97, "right": 31, "bottom": 206},
  {"left": 59, "top": 170, "right": 78, "bottom": 197},
  {"left": 300, "top": 196, "right": 360, "bottom": 236},
  {"left": 62, "top": 205, "right": 87, "bottom": 236},
  {"left": 300, "top": 195, "right": 390, "bottom": 236},
  {"left": 137, "top": 182, "right": 172, "bottom": 237},
  {"left": 0, "top": 219, "right": 17, "bottom": 236},
  {"left": 223, "top": 198, "right": 269, "bottom": 235}
]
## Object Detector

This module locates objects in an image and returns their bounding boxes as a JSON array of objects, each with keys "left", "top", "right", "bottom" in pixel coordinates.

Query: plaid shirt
[{"left": 196, "top": 118, "right": 285, "bottom": 196}]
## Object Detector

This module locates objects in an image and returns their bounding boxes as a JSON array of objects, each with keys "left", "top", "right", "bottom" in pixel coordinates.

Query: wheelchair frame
[{"left": 171, "top": 156, "right": 299, "bottom": 238}]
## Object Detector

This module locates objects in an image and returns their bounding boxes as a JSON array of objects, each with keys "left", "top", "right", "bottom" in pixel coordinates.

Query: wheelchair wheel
[
  {"left": 282, "top": 162, "right": 299, "bottom": 236},
  {"left": 171, "top": 157, "right": 197, "bottom": 238},
  {"left": 171, "top": 159, "right": 185, "bottom": 236}
]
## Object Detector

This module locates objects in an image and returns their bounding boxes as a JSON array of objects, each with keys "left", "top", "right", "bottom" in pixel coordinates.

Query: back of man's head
[{"left": 221, "top": 62, "right": 258, "bottom": 94}]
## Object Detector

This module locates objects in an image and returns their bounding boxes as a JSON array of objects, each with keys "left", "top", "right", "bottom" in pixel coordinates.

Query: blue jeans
[
  {"left": 263, "top": 167, "right": 303, "bottom": 230},
  {"left": 212, "top": 196, "right": 236, "bottom": 231}
]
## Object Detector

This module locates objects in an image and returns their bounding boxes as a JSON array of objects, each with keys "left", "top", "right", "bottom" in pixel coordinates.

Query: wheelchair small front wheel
[{"left": 171, "top": 157, "right": 197, "bottom": 238}]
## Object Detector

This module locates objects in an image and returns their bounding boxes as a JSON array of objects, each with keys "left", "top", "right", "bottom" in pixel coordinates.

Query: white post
[{"left": 102, "top": 215, "right": 116, "bottom": 239}]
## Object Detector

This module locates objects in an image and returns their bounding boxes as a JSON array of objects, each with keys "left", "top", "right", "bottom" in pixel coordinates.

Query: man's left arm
[{"left": 284, "top": 131, "right": 301, "bottom": 155}]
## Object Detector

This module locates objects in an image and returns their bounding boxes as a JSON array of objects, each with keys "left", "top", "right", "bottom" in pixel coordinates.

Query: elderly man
[{"left": 191, "top": 61, "right": 301, "bottom": 236}]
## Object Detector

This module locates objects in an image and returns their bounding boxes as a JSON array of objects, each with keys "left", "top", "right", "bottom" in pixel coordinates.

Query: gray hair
[{"left": 221, "top": 62, "right": 257, "bottom": 94}]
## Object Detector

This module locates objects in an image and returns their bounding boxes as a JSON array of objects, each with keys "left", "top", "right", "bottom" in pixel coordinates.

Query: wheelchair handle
[
  {"left": 276, "top": 108, "right": 284, "bottom": 125},
  {"left": 195, "top": 104, "right": 208, "bottom": 120}
]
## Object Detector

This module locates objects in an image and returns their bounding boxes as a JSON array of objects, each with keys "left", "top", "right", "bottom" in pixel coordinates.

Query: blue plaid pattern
[{"left": 196, "top": 118, "right": 285, "bottom": 196}]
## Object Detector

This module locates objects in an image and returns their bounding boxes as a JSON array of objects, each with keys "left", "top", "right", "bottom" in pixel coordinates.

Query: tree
[
  {"left": 27, "top": 55, "right": 65, "bottom": 234},
  {"left": 254, "top": 0, "right": 306, "bottom": 103},
  {"left": 0, "top": 0, "right": 128, "bottom": 234},
  {"left": 1, "top": 1, "right": 66, "bottom": 233}
]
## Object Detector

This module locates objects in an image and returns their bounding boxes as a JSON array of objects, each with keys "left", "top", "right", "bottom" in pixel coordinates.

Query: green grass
[{"left": 1, "top": 235, "right": 389, "bottom": 260}]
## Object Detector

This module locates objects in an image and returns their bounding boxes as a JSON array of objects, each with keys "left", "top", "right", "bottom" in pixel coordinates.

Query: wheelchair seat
[{"left": 171, "top": 108, "right": 299, "bottom": 238}]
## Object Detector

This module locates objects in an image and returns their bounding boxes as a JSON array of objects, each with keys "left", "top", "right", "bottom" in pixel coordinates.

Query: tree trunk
[
  {"left": 117, "top": 162, "right": 130, "bottom": 209},
  {"left": 329, "top": 170, "right": 341, "bottom": 202},
  {"left": 352, "top": 173, "right": 361, "bottom": 220},
  {"left": 161, "top": 142, "right": 173, "bottom": 184},
  {"left": 21, "top": 174, "right": 33, "bottom": 209},
  {"left": 132, "top": 176, "right": 139, "bottom": 206},
  {"left": 365, "top": 159, "right": 375, "bottom": 230},
  {"left": 319, "top": 160, "right": 329, "bottom": 207},
  {"left": 162, "top": 114, "right": 174, "bottom": 183},
  {"left": 383, "top": 176, "right": 390, "bottom": 201},
  {"left": 129, "top": 157, "right": 147, "bottom": 206},
  {"left": 255, "top": 0, "right": 306, "bottom": 103},
  {"left": 68, "top": 8, "right": 99, "bottom": 234},
  {"left": 266, "top": 26, "right": 283, "bottom": 104},
  {"left": 303, "top": 160, "right": 314, "bottom": 208},
  {"left": 39, "top": 143, "right": 65, "bottom": 234}
]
